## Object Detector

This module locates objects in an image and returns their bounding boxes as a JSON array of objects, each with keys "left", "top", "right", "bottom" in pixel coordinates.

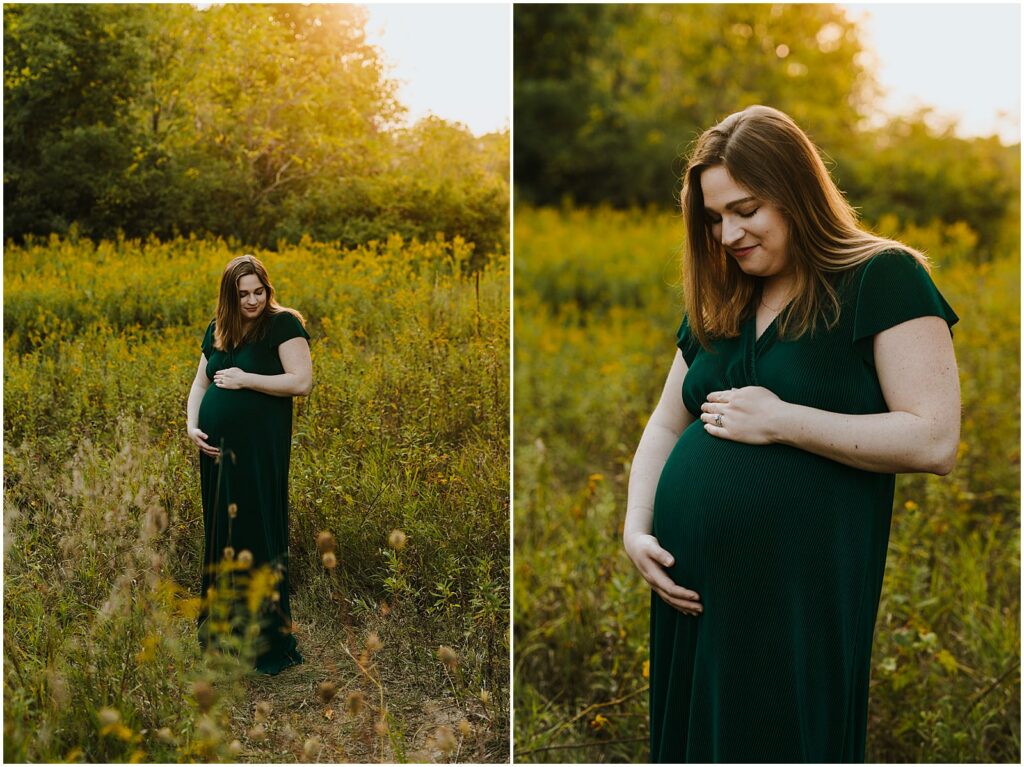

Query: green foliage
[
  {"left": 514, "top": 4, "right": 871, "bottom": 207},
  {"left": 512, "top": 207, "right": 1020, "bottom": 763},
  {"left": 834, "top": 117, "right": 1021, "bottom": 258},
  {"left": 3, "top": 4, "right": 509, "bottom": 253},
  {"left": 4, "top": 235, "right": 510, "bottom": 761},
  {"left": 513, "top": 5, "right": 1020, "bottom": 263}
]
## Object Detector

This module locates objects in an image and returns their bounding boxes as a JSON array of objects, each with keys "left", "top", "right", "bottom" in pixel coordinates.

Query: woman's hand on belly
[
  {"left": 188, "top": 425, "right": 221, "bottom": 457},
  {"left": 700, "top": 386, "right": 782, "bottom": 445},
  {"left": 213, "top": 367, "right": 251, "bottom": 390},
  {"left": 624, "top": 532, "right": 704, "bottom": 616}
]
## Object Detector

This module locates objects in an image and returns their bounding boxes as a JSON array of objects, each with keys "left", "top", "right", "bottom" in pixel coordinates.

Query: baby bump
[
  {"left": 198, "top": 387, "right": 274, "bottom": 449},
  {"left": 652, "top": 423, "right": 868, "bottom": 597}
]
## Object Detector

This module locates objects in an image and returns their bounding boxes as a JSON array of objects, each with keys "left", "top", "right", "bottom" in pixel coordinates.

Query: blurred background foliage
[
  {"left": 4, "top": 4, "right": 510, "bottom": 761},
  {"left": 513, "top": 3, "right": 1020, "bottom": 763},
  {"left": 514, "top": 3, "right": 1019, "bottom": 260},
  {"left": 4, "top": 3, "right": 509, "bottom": 254}
]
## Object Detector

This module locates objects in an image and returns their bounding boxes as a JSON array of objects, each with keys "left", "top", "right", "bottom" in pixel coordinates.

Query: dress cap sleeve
[
  {"left": 201, "top": 319, "right": 215, "bottom": 359},
  {"left": 268, "top": 310, "right": 310, "bottom": 348},
  {"left": 852, "top": 249, "right": 959, "bottom": 364},
  {"left": 676, "top": 314, "right": 699, "bottom": 366}
]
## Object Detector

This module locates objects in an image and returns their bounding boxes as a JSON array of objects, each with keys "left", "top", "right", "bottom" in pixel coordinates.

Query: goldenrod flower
[
  {"left": 237, "top": 550, "right": 253, "bottom": 568},
  {"left": 227, "top": 503, "right": 238, "bottom": 519},
  {"left": 247, "top": 567, "right": 280, "bottom": 613}
]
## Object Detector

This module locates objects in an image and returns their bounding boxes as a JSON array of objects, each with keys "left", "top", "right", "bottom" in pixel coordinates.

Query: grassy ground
[
  {"left": 512, "top": 206, "right": 1020, "bottom": 763},
  {"left": 3, "top": 234, "right": 509, "bottom": 762}
]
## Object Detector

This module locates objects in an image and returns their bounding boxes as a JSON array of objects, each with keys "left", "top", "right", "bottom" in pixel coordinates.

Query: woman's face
[
  {"left": 237, "top": 273, "right": 267, "bottom": 322},
  {"left": 700, "top": 165, "right": 791, "bottom": 280}
]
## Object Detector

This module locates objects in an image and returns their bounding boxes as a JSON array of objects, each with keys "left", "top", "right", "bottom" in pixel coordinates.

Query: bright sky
[
  {"left": 364, "top": 4, "right": 510, "bottom": 136},
  {"left": 841, "top": 3, "right": 1020, "bottom": 144}
]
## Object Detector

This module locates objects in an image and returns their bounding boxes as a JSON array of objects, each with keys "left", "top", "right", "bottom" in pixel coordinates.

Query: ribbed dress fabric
[{"left": 649, "top": 250, "right": 958, "bottom": 763}]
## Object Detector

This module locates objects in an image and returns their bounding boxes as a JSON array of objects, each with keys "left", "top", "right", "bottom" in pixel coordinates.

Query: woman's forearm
[
  {"left": 770, "top": 402, "right": 958, "bottom": 475},
  {"left": 186, "top": 380, "right": 207, "bottom": 430},
  {"left": 241, "top": 371, "right": 312, "bottom": 397},
  {"left": 625, "top": 421, "right": 685, "bottom": 540}
]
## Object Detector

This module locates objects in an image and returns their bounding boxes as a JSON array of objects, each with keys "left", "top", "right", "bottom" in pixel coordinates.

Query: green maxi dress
[
  {"left": 197, "top": 310, "right": 309, "bottom": 675},
  {"left": 650, "top": 250, "right": 958, "bottom": 762}
]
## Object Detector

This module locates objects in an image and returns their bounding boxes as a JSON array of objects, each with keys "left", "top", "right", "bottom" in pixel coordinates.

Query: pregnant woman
[
  {"left": 623, "top": 106, "right": 961, "bottom": 762},
  {"left": 186, "top": 254, "right": 312, "bottom": 675}
]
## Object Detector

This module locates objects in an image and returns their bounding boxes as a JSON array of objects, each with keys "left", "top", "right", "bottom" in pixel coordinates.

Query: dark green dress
[
  {"left": 650, "top": 250, "right": 958, "bottom": 762},
  {"left": 197, "top": 309, "right": 309, "bottom": 675}
]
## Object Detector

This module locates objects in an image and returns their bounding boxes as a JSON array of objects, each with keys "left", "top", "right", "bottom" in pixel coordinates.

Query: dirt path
[{"left": 220, "top": 608, "right": 495, "bottom": 763}]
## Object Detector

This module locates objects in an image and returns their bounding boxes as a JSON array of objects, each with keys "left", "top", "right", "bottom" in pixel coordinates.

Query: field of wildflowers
[
  {"left": 512, "top": 207, "right": 1020, "bottom": 763},
  {"left": 3, "top": 233, "right": 509, "bottom": 762}
]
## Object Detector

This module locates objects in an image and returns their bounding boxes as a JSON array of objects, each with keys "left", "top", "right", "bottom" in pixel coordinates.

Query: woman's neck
[{"left": 760, "top": 273, "right": 796, "bottom": 311}]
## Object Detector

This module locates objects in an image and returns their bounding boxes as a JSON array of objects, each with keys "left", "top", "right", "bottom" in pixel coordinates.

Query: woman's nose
[{"left": 722, "top": 218, "right": 746, "bottom": 245}]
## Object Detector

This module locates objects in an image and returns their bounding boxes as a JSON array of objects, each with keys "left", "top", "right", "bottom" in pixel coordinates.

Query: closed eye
[{"left": 705, "top": 210, "right": 757, "bottom": 223}]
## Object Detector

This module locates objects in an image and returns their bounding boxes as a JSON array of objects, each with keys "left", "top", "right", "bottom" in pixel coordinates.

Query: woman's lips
[{"left": 731, "top": 244, "right": 758, "bottom": 258}]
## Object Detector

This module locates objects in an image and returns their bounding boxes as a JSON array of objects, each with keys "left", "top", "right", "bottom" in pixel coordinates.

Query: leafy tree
[
  {"left": 3, "top": 4, "right": 508, "bottom": 253},
  {"left": 513, "top": 3, "right": 1019, "bottom": 261},
  {"left": 514, "top": 4, "right": 873, "bottom": 207},
  {"left": 4, "top": 4, "right": 163, "bottom": 236}
]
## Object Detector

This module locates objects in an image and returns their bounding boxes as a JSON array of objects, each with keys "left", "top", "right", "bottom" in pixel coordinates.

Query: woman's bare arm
[
  {"left": 186, "top": 355, "right": 219, "bottom": 457},
  {"left": 624, "top": 351, "right": 703, "bottom": 614},
  {"left": 212, "top": 337, "right": 313, "bottom": 397},
  {"left": 701, "top": 316, "right": 961, "bottom": 474}
]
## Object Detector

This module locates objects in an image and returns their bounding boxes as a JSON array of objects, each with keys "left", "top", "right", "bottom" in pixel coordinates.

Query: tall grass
[
  {"left": 513, "top": 206, "right": 1020, "bottom": 763},
  {"left": 4, "top": 234, "right": 509, "bottom": 762}
]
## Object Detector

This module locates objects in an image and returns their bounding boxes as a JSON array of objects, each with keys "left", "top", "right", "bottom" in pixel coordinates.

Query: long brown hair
[
  {"left": 214, "top": 254, "right": 305, "bottom": 351},
  {"left": 680, "top": 105, "right": 927, "bottom": 348}
]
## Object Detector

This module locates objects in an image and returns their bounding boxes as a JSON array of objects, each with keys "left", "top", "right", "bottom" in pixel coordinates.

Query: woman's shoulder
[
  {"left": 267, "top": 307, "right": 309, "bottom": 345},
  {"left": 862, "top": 246, "right": 924, "bottom": 270},
  {"left": 837, "top": 247, "right": 928, "bottom": 298},
  {"left": 269, "top": 307, "right": 305, "bottom": 325}
]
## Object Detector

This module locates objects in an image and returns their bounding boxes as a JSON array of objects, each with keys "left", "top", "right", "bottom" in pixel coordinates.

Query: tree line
[
  {"left": 514, "top": 4, "right": 1019, "bottom": 261},
  {"left": 4, "top": 4, "right": 509, "bottom": 253}
]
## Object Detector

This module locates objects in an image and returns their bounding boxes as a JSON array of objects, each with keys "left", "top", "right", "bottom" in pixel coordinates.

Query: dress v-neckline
[{"left": 750, "top": 309, "right": 781, "bottom": 348}]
